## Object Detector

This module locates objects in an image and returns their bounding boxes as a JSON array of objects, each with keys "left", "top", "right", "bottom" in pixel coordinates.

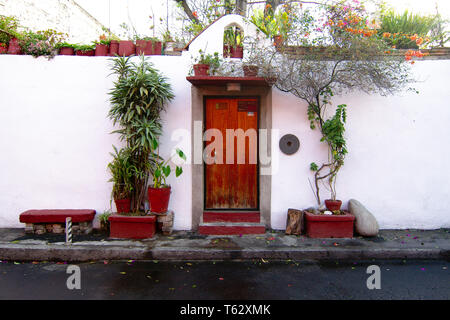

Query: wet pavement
[{"left": 0, "top": 259, "right": 448, "bottom": 300}]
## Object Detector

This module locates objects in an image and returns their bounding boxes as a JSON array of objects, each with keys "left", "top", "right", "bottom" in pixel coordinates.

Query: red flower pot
[
  {"left": 95, "top": 44, "right": 109, "bottom": 56},
  {"left": 114, "top": 198, "right": 131, "bottom": 214},
  {"left": 193, "top": 64, "right": 210, "bottom": 76},
  {"left": 243, "top": 65, "right": 259, "bottom": 77},
  {"left": 59, "top": 47, "right": 74, "bottom": 55},
  {"left": 230, "top": 46, "right": 243, "bottom": 58},
  {"left": 109, "top": 40, "right": 119, "bottom": 56},
  {"left": 108, "top": 214, "right": 156, "bottom": 239},
  {"left": 304, "top": 211, "right": 355, "bottom": 238},
  {"left": 148, "top": 186, "right": 171, "bottom": 214},
  {"left": 151, "top": 41, "right": 162, "bottom": 55},
  {"left": 118, "top": 40, "right": 135, "bottom": 56},
  {"left": 324, "top": 199, "right": 343, "bottom": 211},
  {"left": 135, "top": 40, "right": 152, "bottom": 55},
  {"left": 0, "top": 44, "right": 7, "bottom": 54},
  {"left": 223, "top": 45, "right": 232, "bottom": 57},
  {"left": 7, "top": 38, "right": 22, "bottom": 54},
  {"left": 76, "top": 50, "right": 95, "bottom": 56}
]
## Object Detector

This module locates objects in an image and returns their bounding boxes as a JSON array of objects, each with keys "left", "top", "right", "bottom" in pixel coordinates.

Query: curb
[{"left": 0, "top": 244, "right": 448, "bottom": 262}]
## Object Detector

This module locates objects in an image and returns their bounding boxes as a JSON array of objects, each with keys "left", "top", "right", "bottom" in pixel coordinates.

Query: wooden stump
[{"left": 285, "top": 208, "right": 304, "bottom": 235}]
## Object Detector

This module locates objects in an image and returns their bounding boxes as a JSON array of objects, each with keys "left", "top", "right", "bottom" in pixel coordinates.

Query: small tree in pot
[
  {"left": 148, "top": 148, "right": 186, "bottom": 213},
  {"left": 107, "top": 146, "right": 134, "bottom": 213}
]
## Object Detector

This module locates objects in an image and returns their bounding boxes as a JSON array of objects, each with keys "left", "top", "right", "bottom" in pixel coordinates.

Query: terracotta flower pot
[
  {"left": 118, "top": 40, "right": 135, "bottom": 56},
  {"left": 76, "top": 50, "right": 95, "bottom": 56},
  {"left": 243, "top": 65, "right": 259, "bottom": 77},
  {"left": 109, "top": 214, "right": 156, "bottom": 239},
  {"left": 223, "top": 44, "right": 232, "bottom": 57},
  {"left": 114, "top": 198, "right": 131, "bottom": 214},
  {"left": 135, "top": 40, "right": 152, "bottom": 55},
  {"left": 95, "top": 44, "right": 109, "bottom": 56},
  {"left": 59, "top": 47, "right": 74, "bottom": 55},
  {"left": 304, "top": 211, "right": 355, "bottom": 238},
  {"left": 148, "top": 186, "right": 171, "bottom": 214},
  {"left": 324, "top": 199, "right": 342, "bottom": 211},
  {"left": 151, "top": 41, "right": 162, "bottom": 55},
  {"left": 230, "top": 46, "right": 243, "bottom": 58},
  {"left": 109, "top": 40, "right": 119, "bottom": 56},
  {"left": 0, "top": 44, "right": 7, "bottom": 54},
  {"left": 7, "top": 38, "right": 22, "bottom": 54},
  {"left": 193, "top": 63, "right": 210, "bottom": 76}
]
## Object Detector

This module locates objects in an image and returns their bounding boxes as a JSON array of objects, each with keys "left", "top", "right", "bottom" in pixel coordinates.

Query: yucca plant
[{"left": 108, "top": 55, "right": 174, "bottom": 212}]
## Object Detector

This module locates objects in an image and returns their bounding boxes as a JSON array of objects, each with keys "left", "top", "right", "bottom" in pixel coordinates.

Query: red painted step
[
  {"left": 198, "top": 222, "right": 266, "bottom": 235},
  {"left": 203, "top": 211, "right": 260, "bottom": 223}
]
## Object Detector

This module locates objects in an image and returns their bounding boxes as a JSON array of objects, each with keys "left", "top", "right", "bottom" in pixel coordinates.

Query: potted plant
[
  {"left": 56, "top": 42, "right": 76, "bottom": 55},
  {"left": 0, "top": 15, "right": 21, "bottom": 54},
  {"left": 223, "top": 26, "right": 244, "bottom": 58},
  {"left": 107, "top": 146, "right": 134, "bottom": 214},
  {"left": 75, "top": 44, "right": 95, "bottom": 56},
  {"left": 94, "top": 35, "right": 110, "bottom": 56},
  {"left": 192, "top": 50, "right": 221, "bottom": 76},
  {"left": 98, "top": 211, "right": 112, "bottom": 233},
  {"left": 162, "top": 30, "right": 175, "bottom": 54},
  {"left": 304, "top": 209, "right": 355, "bottom": 238},
  {"left": 242, "top": 38, "right": 260, "bottom": 77},
  {"left": 148, "top": 148, "right": 186, "bottom": 213}
]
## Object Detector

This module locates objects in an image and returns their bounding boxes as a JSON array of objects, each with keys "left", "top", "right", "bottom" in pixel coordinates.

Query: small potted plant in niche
[
  {"left": 192, "top": 50, "right": 221, "bottom": 76},
  {"left": 223, "top": 26, "right": 243, "bottom": 58},
  {"left": 148, "top": 148, "right": 186, "bottom": 213},
  {"left": 107, "top": 146, "right": 134, "bottom": 214}
]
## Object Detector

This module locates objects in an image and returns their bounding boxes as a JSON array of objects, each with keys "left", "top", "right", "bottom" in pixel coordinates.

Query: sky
[{"left": 75, "top": 0, "right": 450, "bottom": 40}]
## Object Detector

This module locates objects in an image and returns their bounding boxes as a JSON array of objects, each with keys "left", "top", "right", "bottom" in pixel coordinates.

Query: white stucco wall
[
  {"left": 1, "top": 14, "right": 449, "bottom": 230},
  {"left": 270, "top": 60, "right": 450, "bottom": 230},
  {"left": 0, "top": 54, "right": 192, "bottom": 229}
]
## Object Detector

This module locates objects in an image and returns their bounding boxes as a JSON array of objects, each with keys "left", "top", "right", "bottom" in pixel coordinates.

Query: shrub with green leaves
[
  {"left": 108, "top": 55, "right": 174, "bottom": 212},
  {"left": 0, "top": 15, "right": 20, "bottom": 45}
]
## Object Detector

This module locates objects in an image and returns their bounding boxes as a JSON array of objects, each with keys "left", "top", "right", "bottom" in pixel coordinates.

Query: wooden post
[{"left": 285, "top": 209, "right": 304, "bottom": 235}]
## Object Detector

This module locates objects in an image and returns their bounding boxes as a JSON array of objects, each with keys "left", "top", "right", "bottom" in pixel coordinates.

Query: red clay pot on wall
[
  {"left": 7, "top": 38, "right": 22, "bottom": 54},
  {"left": 230, "top": 46, "right": 243, "bottom": 58},
  {"left": 109, "top": 40, "right": 119, "bottom": 56},
  {"left": 76, "top": 50, "right": 95, "bottom": 56},
  {"left": 243, "top": 65, "right": 259, "bottom": 77},
  {"left": 108, "top": 214, "right": 156, "bottom": 239},
  {"left": 95, "top": 44, "right": 109, "bottom": 56},
  {"left": 114, "top": 198, "right": 131, "bottom": 214},
  {"left": 304, "top": 211, "right": 355, "bottom": 238},
  {"left": 0, "top": 44, "right": 7, "bottom": 54},
  {"left": 193, "top": 64, "right": 210, "bottom": 76},
  {"left": 59, "top": 47, "right": 74, "bottom": 55},
  {"left": 118, "top": 40, "right": 135, "bottom": 56},
  {"left": 324, "top": 199, "right": 342, "bottom": 211},
  {"left": 151, "top": 41, "right": 162, "bottom": 55},
  {"left": 148, "top": 186, "right": 171, "bottom": 214},
  {"left": 135, "top": 40, "right": 152, "bottom": 55}
]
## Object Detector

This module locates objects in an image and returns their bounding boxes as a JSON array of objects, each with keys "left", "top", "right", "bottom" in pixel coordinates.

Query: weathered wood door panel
[{"left": 205, "top": 98, "right": 258, "bottom": 209}]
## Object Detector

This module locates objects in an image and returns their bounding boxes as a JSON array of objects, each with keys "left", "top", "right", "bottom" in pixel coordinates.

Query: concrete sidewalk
[{"left": 0, "top": 228, "right": 449, "bottom": 262}]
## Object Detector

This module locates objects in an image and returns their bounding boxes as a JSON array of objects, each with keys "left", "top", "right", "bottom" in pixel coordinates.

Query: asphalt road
[{"left": 0, "top": 259, "right": 448, "bottom": 300}]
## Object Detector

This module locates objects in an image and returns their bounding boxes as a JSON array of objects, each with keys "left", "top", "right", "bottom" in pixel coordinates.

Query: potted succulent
[
  {"left": 192, "top": 50, "right": 221, "bottom": 76},
  {"left": 107, "top": 146, "right": 134, "bottom": 214},
  {"left": 148, "top": 148, "right": 186, "bottom": 213},
  {"left": 75, "top": 44, "right": 95, "bottom": 56}
]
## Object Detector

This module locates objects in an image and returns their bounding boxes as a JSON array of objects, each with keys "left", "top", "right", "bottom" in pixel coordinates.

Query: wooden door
[{"left": 205, "top": 98, "right": 258, "bottom": 209}]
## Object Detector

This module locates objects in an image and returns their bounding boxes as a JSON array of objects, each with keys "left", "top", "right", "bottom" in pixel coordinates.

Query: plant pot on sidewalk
[
  {"left": 148, "top": 186, "right": 171, "bottom": 213},
  {"left": 304, "top": 211, "right": 355, "bottom": 238},
  {"left": 114, "top": 198, "right": 131, "bottom": 214},
  {"left": 108, "top": 214, "right": 156, "bottom": 239}
]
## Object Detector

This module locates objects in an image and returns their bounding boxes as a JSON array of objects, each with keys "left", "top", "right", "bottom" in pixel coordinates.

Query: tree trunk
[{"left": 174, "top": 0, "right": 200, "bottom": 23}]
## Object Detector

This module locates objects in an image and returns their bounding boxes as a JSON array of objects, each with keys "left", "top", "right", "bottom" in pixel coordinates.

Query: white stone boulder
[{"left": 348, "top": 199, "right": 379, "bottom": 237}]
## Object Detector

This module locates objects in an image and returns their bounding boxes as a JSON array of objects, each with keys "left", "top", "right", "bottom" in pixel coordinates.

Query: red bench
[{"left": 20, "top": 209, "right": 96, "bottom": 234}]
